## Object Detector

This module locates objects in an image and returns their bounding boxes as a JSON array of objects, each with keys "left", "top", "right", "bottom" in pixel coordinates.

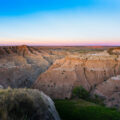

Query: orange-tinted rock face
[
  {"left": 108, "top": 47, "right": 120, "bottom": 55},
  {"left": 0, "top": 46, "right": 69, "bottom": 88},
  {"left": 33, "top": 53, "right": 120, "bottom": 100},
  {"left": 1, "top": 45, "right": 120, "bottom": 108},
  {"left": 93, "top": 75, "right": 120, "bottom": 108}
]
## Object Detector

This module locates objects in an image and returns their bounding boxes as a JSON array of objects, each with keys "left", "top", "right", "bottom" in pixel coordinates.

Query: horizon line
[{"left": 0, "top": 44, "right": 120, "bottom": 47}]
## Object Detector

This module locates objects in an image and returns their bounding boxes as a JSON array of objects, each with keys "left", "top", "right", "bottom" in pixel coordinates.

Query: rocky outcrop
[
  {"left": 0, "top": 46, "right": 69, "bottom": 88},
  {"left": 93, "top": 75, "right": 120, "bottom": 108},
  {"left": 0, "top": 88, "right": 60, "bottom": 120},
  {"left": 108, "top": 47, "right": 120, "bottom": 55},
  {"left": 1, "top": 46, "right": 120, "bottom": 108},
  {"left": 33, "top": 52, "right": 120, "bottom": 100}
]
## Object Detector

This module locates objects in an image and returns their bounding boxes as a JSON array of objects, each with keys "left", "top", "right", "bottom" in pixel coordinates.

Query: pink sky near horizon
[{"left": 0, "top": 38, "right": 120, "bottom": 46}]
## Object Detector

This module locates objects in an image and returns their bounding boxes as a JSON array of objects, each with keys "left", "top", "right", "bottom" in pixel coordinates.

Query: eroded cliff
[
  {"left": 33, "top": 51, "right": 120, "bottom": 108},
  {"left": 0, "top": 45, "right": 70, "bottom": 88},
  {"left": 1, "top": 46, "right": 120, "bottom": 108}
]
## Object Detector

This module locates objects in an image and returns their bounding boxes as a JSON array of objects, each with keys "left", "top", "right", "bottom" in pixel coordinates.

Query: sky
[{"left": 0, "top": 0, "right": 120, "bottom": 46}]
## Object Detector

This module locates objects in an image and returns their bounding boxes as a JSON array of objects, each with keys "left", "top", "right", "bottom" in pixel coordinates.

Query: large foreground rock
[{"left": 0, "top": 88, "right": 60, "bottom": 120}]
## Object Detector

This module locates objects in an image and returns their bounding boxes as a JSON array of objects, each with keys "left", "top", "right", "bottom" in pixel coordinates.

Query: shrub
[
  {"left": 72, "top": 86, "right": 90, "bottom": 100},
  {"left": 72, "top": 86, "right": 105, "bottom": 106}
]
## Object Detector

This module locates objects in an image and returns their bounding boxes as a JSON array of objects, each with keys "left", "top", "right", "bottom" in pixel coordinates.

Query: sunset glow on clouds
[{"left": 0, "top": 0, "right": 120, "bottom": 46}]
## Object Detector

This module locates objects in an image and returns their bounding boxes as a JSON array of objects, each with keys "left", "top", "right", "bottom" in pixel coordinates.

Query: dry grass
[{"left": 0, "top": 88, "right": 49, "bottom": 120}]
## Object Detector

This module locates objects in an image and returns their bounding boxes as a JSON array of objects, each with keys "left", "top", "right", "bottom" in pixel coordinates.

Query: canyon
[{"left": 0, "top": 45, "right": 120, "bottom": 108}]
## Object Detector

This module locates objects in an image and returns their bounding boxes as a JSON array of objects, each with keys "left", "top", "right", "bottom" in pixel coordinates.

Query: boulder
[{"left": 0, "top": 88, "right": 60, "bottom": 120}]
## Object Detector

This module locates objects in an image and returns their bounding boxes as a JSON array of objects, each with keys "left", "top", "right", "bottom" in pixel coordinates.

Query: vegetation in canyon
[
  {"left": 55, "top": 99, "right": 120, "bottom": 120},
  {"left": 55, "top": 86, "right": 120, "bottom": 120},
  {"left": 72, "top": 86, "right": 105, "bottom": 105}
]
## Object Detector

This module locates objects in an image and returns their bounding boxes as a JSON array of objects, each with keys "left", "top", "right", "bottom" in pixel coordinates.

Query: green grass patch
[{"left": 55, "top": 99, "right": 120, "bottom": 120}]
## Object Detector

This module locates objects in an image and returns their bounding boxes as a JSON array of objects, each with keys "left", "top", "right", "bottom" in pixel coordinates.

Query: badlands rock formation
[
  {"left": 94, "top": 75, "right": 120, "bottom": 108},
  {"left": 33, "top": 51, "right": 120, "bottom": 106},
  {"left": 1, "top": 45, "right": 120, "bottom": 108},
  {"left": 0, "top": 45, "right": 69, "bottom": 88},
  {"left": 108, "top": 47, "right": 120, "bottom": 55}
]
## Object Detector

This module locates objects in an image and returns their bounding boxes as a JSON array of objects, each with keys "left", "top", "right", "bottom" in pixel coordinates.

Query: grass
[{"left": 55, "top": 99, "right": 120, "bottom": 120}]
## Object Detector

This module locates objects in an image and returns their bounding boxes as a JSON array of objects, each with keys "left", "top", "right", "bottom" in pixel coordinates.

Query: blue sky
[{"left": 0, "top": 0, "right": 120, "bottom": 45}]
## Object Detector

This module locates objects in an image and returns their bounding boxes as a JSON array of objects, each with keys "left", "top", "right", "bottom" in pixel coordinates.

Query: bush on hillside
[
  {"left": 72, "top": 86, "right": 90, "bottom": 100},
  {"left": 72, "top": 86, "right": 104, "bottom": 105}
]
